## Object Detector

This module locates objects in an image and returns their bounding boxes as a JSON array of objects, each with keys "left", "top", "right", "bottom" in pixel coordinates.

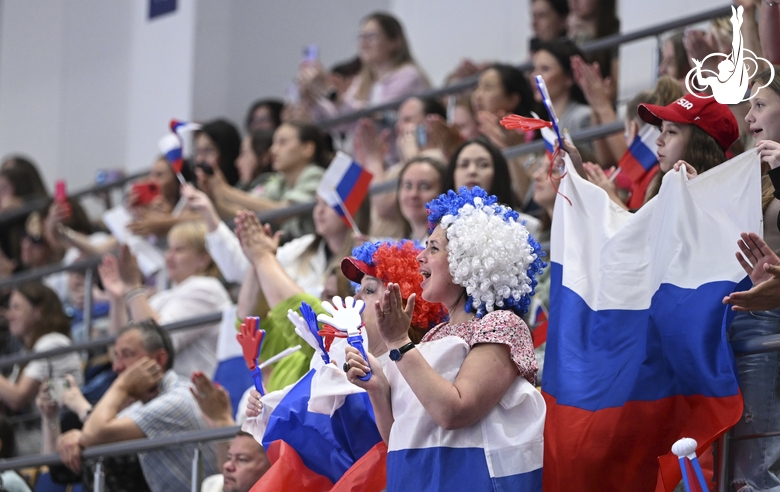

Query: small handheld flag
[
  {"left": 619, "top": 124, "right": 661, "bottom": 183},
  {"left": 236, "top": 316, "right": 266, "bottom": 395},
  {"left": 316, "top": 152, "right": 373, "bottom": 235},
  {"left": 163, "top": 119, "right": 202, "bottom": 185},
  {"left": 534, "top": 75, "right": 565, "bottom": 151},
  {"left": 170, "top": 119, "right": 202, "bottom": 136},
  {"left": 158, "top": 133, "right": 186, "bottom": 183}
]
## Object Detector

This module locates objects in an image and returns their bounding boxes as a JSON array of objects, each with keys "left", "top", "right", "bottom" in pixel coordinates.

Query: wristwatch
[{"left": 389, "top": 342, "right": 415, "bottom": 362}]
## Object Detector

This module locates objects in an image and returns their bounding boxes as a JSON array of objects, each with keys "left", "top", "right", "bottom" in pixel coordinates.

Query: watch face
[{"left": 389, "top": 349, "right": 401, "bottom": 361}]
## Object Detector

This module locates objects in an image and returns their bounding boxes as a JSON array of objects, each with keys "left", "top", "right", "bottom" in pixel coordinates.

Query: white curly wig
[{"left": 427, "top": 186, "right": 545, "bottom": 318}]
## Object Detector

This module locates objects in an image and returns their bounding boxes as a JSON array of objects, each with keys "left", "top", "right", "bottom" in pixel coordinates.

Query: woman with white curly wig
[{"left": 344, "top": 186, "right": 547, "bottom": 491}]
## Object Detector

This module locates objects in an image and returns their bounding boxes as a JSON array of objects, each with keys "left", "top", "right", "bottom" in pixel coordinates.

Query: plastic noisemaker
[
  {"left": 534, "top": 75, "right": 565, "bottom": 151},
  {"left": 500, "top": 114, "right": 554, "bottom": 133},
  {"left": 672, "top": 438, "right": 708, "bottom": 492},
  {"left": 300, "top": 302, "right": 330, "bottom": 364},
  {"left": 236, "top": 316, "right": 266, "bottom": 395},
  {"left": 317, "top": 296, "right": 371, "bottom": 381}
]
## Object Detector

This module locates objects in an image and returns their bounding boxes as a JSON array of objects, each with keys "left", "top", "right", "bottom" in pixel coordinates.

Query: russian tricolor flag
[
  {"left": 317, "top": 152, "right": 373, "bottom": 228},
  {"left": 170, "top": 118, "right": 201, "bottom": 136},
  {"left": 158, "top": 119, "right": 201, "bottom": 174},
  {"left": 541, "top": 126, "right": 557, "bottom": 161},
  {"left": 246, "top": 337, "right": 386, "bottom": 492},
  {"left": 158, "top": 133, "right": 185, "bottom": 174},
  {"left": 542, "top": 150, "right": 761, "bottom": 491},
  {"left": 384, "top": 336, "right": 545, "bottom": 491},
  {"left": 619, "top": 125, "right": 661, "bottom": 209}
]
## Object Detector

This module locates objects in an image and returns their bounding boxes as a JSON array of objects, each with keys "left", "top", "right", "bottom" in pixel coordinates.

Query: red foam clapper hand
[{"left": 237, "top": 316, "right": 265, "bottom": 395}]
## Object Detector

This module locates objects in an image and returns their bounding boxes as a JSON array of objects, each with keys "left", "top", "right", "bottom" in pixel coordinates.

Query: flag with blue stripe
[{"left": 542, "top": 150, "right": 760, "bottom": 491}]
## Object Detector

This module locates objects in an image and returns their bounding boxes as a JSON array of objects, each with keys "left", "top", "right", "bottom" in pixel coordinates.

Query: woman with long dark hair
[{"left": 0, "top": 283, "right": 82, "bottom": 411}]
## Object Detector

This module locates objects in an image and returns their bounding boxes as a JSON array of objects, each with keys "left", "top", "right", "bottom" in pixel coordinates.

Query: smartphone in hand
[
  {"left": 130, "top": 181, "right": 161, "bottom": 206},
  {"left": 54, "top": 180, "right": 67, "bottom": 204},
  {"left": 54, "top": 179, "right": 72, "bottom": 219},
  {"left": 303, "top": 44, "right": 319, "bottom": 63},
  {"left": 416, "top": 124, "right": 428, "bottom": 148}
]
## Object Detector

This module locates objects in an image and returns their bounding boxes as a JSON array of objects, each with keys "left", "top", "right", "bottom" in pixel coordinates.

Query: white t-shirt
[
  {"left": 200, "top": 474, "right": 223, "bottom": 492},
  {"left": 205, "top": 224, "right": 327, "bottom": 297},
  {"left": 21, "top": 332, "right": 83, "bottom": 385},
  {"left": 0, "top": 470, "right": 32, "bottom": 492},
  {"left": 148, "top": 276, "right": 232, "bottom": 379}
]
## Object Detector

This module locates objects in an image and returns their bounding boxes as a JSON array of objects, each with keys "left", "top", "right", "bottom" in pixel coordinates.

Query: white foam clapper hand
[
  {"left": 288, "top": 309, "right": 321, "bottom": 354},
  {"left": 317, "top": 296, "right": 366, "bottom": 337}
]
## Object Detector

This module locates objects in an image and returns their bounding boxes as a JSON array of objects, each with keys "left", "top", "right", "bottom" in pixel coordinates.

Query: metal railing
[
  {"left": 0, "top": 171, "right": 145, "bottom": 227},
  {"left": 0, "top": 311, "right": 223, "bottom": 370},
  {"left": 0, "top": 116, "right": 683, "bottom": 368},
  {"left": 0, "top": 425, "right": 240, "bottom": 492},
  {"left": 316, "top": 4, "right": 732, "bottom": 129},
  {"left": 0, "top": 4, "right": 732, "bottom": 225}
]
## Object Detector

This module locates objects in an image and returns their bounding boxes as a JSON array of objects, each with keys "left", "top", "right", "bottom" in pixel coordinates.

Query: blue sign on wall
[{"left": 149, "top": 0, "right": 177, "bottom": 19}]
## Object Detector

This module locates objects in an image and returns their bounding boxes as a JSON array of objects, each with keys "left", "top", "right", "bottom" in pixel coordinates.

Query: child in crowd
[{"left": 725, "top": 65, "right": 780, "bottom": 492}]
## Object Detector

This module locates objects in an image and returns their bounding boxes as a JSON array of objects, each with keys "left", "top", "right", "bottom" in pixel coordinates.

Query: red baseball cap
[
  {"left": 637, "top": 93, "right": 739, "bottom": 152},
  {"left": 341, "top": 257, "right": 377, "bottom": 283}
]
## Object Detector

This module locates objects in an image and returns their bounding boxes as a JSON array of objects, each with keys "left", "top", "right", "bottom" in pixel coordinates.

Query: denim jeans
[{"left": 729, "top": 309, "right": 780, "bottom": 492}]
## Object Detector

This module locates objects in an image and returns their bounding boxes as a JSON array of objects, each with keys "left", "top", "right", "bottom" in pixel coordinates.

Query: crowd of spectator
[{"left": 0, "top": 1, "right": 778, "bottom": 491}]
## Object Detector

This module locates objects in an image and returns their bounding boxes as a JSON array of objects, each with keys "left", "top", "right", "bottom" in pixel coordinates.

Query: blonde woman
[{"left": 98, "top": 221, "right": 231, "bottom": 378}]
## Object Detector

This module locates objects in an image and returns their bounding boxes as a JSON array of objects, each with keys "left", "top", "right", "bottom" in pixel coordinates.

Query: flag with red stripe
[{"left": 317, "top": 152, "right": 373, "bottom": 227}]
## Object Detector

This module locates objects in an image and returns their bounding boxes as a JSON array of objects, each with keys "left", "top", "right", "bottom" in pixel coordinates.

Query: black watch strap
[{"left": 390, "top": 341, "right": 416, "bottom": 361}]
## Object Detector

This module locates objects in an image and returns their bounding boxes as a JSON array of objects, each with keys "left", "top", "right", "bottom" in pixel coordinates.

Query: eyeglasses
[{"left": 358, "top": 32, "right": 381, "bottom": 43}]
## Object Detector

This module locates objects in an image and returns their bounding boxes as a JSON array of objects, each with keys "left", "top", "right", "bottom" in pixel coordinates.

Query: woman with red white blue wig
[{"left": 344, "top": 186, "right": 547, "bottom": 492}]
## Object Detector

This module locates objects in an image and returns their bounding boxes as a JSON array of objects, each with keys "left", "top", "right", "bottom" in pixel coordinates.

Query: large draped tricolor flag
[
  {"left": 247, "top": 335, "right": 385, "bottom": 492},
  {"left": 542, "top": 150, "right": 761, "bottom": 491}
]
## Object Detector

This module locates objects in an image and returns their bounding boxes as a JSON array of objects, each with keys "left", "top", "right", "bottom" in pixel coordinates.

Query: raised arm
[
  {"left": 377, "top": 284, "right": 517, "bottom": 430},
  {"left": 723, "top": 232, "right": 780, "bottom": 311},
  {"left": 571, "top": 56, "right": 626, "bottom": 168},
  {"left": 236, "top": 211, "right": 303, "bottom": 308},
  {"left": 36, "top": 381, "right": 61, "bottom": 453},
  {"left": 0, "top": 373, "right": 40, "bottom": 411},
  {"left": 191, "top": 371, "right": 235, "bottom": 468},
  {"left": 183, "top": 184, "right": 250, "bottom": 283},
  {"left": 99, "top": 247, "right": 158, "bottom": 324}
]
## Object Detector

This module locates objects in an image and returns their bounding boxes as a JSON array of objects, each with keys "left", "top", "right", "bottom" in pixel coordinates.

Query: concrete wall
[{"left": 192, "top": 0, "right": 389, "bottom": 129}]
